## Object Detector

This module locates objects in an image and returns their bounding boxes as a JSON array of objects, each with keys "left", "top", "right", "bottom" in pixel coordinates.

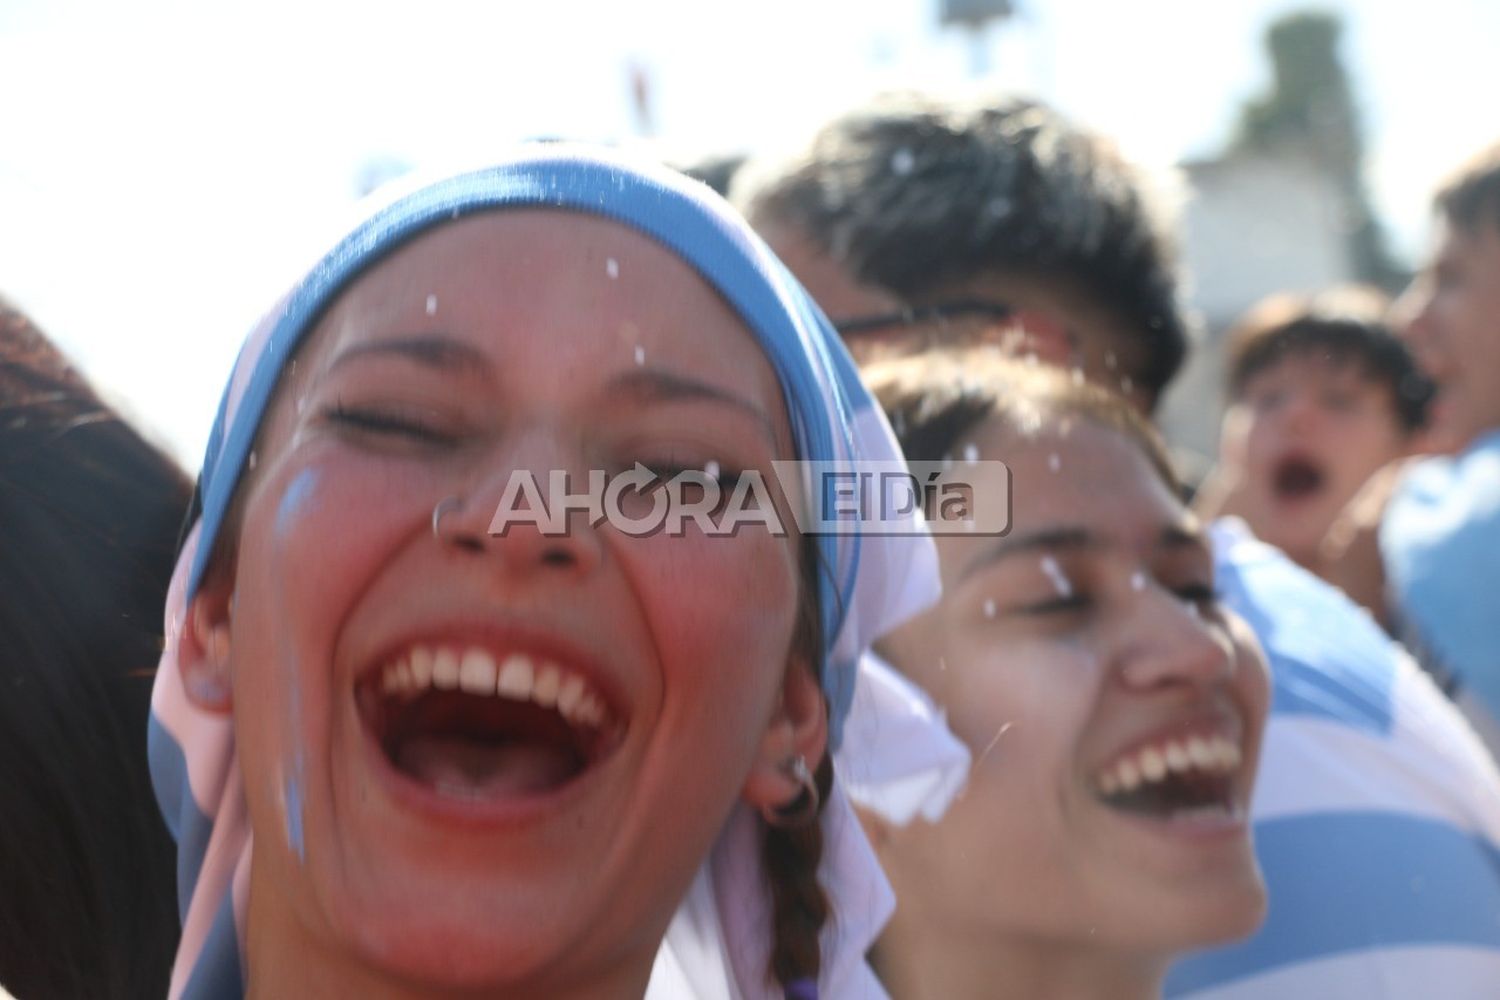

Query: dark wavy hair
[
  {"left": 0, "top": 298, "right": 188, "bottom": 998},
  {"left": 864, "top": 348, "right": 1180, "bottom": 494}
]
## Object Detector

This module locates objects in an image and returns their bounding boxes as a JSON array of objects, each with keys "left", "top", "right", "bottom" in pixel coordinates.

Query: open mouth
[
  {"left": 1094, "top": 733, "right": 1244, "bottom": 823},
  {"left": 356, "top": 646, "right": 624, "bottom": 802},
  {"left": 1272, "top": 454, "right": 1325, "bottom": 503}
]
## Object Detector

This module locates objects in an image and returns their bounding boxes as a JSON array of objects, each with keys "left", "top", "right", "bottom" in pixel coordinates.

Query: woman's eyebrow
[
  {"left": 958, "top": 527, "right": 1099, "bottom": 582},
  {"left": 606, "top": 368, "right": 777, "bottom": 442},
  {"left": 327, "top": 335, "right": 491, "bottom": 376}
]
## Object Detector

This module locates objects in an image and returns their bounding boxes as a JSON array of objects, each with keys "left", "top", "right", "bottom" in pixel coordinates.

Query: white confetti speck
[
  {"left": 704, "top": 460, "right": 720, "bottom": 479},
  {"left": 1131, "top": 571, "right": 1147, "bottom": 592},
  {"left": 983, "top": 599, "right": 997, "bottom": 619},
  {"left": 633, "top": 345, "right": 646, "bottom": 365},
  {"left": 1040, "top": 555, "right": 1073, "bottom": 597},
  {"left": 606, "top": 258, "right": 619, "bottom": 279},
  {"left": 963, "top": 443, "right": 979, "bottom": 464},
  {"left": 891, "top": 148, "right": 915, "bottom": 175},
  {"left": 1048, "top": 453, "right": 1061, "bottom": 472},
  {"left": 425, "top": 294, "right": 437, "bottom": 315}
]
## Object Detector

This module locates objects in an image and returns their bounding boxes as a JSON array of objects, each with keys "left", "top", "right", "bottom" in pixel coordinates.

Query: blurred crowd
[{"left": 2, "top": 73, "right": 1498, "bottom": 1000}]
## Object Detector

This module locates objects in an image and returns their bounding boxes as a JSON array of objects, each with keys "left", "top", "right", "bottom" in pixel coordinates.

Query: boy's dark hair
[
  {"left": 0, "top": 297, "right": 188, "bottom": 999},
  {"left": 737, "top": 91, "right": 1190, "bottom": 408},
  {"left": 675, "top": 151, "right": 748, "bottom": 198},
  {"left": 1225, "top": 285, "right": 1432, "bottom": 432},
  {"left": 864, "top": 348, "right": 1181, "bottom": 495},
  {"left": 1435, "top": 141, "right": 1500, "bottom": 236}
]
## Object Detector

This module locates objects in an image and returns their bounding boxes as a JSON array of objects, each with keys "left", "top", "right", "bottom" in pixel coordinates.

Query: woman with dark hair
[
  {"left": 0, "top": 300, "right": 188, "bottom": 998},
  {"left": 147, "top": 147, "right": 938, "bottom": 999},
  {"left": 858, "top": 351, "right": 1271, "bottom": 1000}
]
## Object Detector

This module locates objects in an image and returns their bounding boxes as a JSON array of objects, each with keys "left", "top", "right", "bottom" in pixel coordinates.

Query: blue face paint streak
[
  {"left": 275, "top": 467, "right": 320, "bottom": 537},
  {"left": 273, "top": 468, "right": 318, "bottom": 865},
  {"left": 284, "top": 766, "right": 306, "bottom": 864}
]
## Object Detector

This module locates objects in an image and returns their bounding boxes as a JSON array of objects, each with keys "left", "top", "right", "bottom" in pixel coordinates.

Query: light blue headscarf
[{"left": 148, "top": 145, "right": 939, "bottom": 999}]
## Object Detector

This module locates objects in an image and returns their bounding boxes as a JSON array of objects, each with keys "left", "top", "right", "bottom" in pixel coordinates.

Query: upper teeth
[
  {"left": 379, "top": 646, "right": 608, "bottom": 729},
  {"left": 1096, "top": 735, "right": 1241, "bottom": 795}
]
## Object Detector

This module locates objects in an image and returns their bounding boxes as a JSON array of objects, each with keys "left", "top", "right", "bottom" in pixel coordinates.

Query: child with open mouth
[
  {"left": 147, "top": 148, "right": 939, "bottom": 999},
  {"left": 855, "top": 351, "right": 1271, "bottom": 1000},
  {"left": 1196, "top": 287, "right": 1430, "bottom": 577}
]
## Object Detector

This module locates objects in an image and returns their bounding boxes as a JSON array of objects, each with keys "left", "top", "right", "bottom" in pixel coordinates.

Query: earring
[
  {"left": 762, "top": 754, "right": 821, "bottom": 829},
  {"left": 432, "top": 495, "right": 464, "bottom": 543}
]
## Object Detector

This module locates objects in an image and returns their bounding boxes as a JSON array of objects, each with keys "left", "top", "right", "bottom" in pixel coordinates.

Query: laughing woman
[
  {"left": 860, "top": 352, "right": 1271, "bottom": 1000},
  {"left": 147, "top": 149, "right": 937, "bottom": 1000}
]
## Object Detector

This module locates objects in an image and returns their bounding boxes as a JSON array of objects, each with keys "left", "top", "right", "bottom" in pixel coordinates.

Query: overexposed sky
[{"left": 2, "top": 0, "right": 1496, "bottom": 466}]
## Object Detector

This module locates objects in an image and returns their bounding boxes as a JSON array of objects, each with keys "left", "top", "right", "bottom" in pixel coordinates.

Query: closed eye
[
  {"left": 1015, "top": 594, "right": 1092, "bottom": 616},
  {"left": 637, "top": 461, "right": 746, "bottom": 491},
  {"left": 324, "top": 403, "right": 457, "bottom": 447},
  {"left": 1173, "top": 583, "right": 1221, "bottom": 607}
]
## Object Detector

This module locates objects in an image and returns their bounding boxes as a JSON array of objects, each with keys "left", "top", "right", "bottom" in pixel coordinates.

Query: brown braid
[{"left": 763, "top": 752, "right": 835, "bottom": 990}]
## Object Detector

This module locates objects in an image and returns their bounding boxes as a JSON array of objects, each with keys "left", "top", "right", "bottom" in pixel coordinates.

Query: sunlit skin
[
  {"left": 1213, "top": 355, "right": 1412, "bottom": 568},
  {"left": 1400, "top": 217, "right": 1500, "bottom": 453},
  {"left": 179, "top": 211, "right": 826, "bottom": 999},
  {"left": 871, "top": 421, "right": 1270, "bottom": 1000}
]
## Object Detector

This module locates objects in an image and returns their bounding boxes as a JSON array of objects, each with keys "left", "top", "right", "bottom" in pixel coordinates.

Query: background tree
[{"left": 1232, "top": 10, "right": 1406, "bottom": 289}]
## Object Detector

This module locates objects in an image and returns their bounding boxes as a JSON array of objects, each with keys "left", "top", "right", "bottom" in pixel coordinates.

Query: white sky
[{"left": 2, "top": 0, "right": 1496, "bottom": 467}]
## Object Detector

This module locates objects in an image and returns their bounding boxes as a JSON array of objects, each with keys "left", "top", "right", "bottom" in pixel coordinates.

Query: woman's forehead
[
  {"left": 286, "top": 209, "right": 794, "bottom": 438},
  {"left": 330, "top": 210, "right": 708, "bottom": 305},
  {"left": 972, "top": 419, "right": 1190, "bottom": 539},
  {"left": 312, "top": 212, "right": 738, "bottom": 350}
]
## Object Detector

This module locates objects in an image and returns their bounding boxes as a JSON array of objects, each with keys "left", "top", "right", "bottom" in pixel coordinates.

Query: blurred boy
[
  {"left": 1199, "top": 287, "right": 1430, "bottom": 573},
  {"left": 1381, "top": 142, "right": 1500, "bottom": 735}
]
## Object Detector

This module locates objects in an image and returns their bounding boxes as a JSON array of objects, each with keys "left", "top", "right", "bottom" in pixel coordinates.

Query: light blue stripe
[
  {"left": 149, "top": 712, "right": 216, "bottom": 923},
  {"left": 1166, "top": 812, "right": 1500, "bottom": 995},
  {"left": 180, "top": 892, "right": 244, "bottom": 1000},
  {"left": 1217, "top": 544, "right": 1396, "bottom": 733}
]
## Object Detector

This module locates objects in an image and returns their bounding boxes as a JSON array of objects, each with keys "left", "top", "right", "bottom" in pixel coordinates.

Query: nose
[
  {"left": 432, "top": 433, "right": 604, "bottom": 579},
  {"left": 1394, "top": 277, "right": 1437, "bottom": 352},
  {"left": 1279, "top": 387, "right": 1319, "bottom": 432},
  {"left": 1117, "top": 585, "right": 1236, "bottom": 692}
]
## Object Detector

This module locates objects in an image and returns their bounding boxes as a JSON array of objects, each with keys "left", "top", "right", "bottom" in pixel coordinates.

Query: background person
[
  {"left": 0, "top": 298, "right": 187, "bottom": 999},
  {"left": 863, "top": 352, "right": 1271, "bottom": 1000},
  {"left": 1194, "top": 286, "right": 1430, "bottom": 578},
  {"left": 739, "top": 88, "right": 1500, "bottom": 997},
  {"left": 1378, "top": 142, "right": 1500, "bottom": 736}
]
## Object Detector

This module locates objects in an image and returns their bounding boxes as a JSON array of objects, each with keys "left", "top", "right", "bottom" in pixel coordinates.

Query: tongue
[{"left": 395, "top": 736, "right": 580, "bottom": 798}]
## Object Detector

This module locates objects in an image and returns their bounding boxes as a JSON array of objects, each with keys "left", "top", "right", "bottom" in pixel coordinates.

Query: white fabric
[{"left": 835, "top": 652, "right": 971, "bottom": 826}]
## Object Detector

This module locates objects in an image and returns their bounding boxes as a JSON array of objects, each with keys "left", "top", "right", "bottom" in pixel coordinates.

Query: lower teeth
[{"left": 1171, "top": 804, "right": 1237, "bottom": 822}]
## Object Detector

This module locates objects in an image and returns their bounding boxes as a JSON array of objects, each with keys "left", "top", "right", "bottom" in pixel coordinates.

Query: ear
[
  {"left": 178, "top": 567, "right": 236, "bottom": 714},
  {"left": 741, "top": 658, "right": 829, "bottom": 812}
]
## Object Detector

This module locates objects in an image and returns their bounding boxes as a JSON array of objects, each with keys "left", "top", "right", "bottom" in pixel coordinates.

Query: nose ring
[{"left": 432, "top": 495, "right": 464, "bottom": 542}]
